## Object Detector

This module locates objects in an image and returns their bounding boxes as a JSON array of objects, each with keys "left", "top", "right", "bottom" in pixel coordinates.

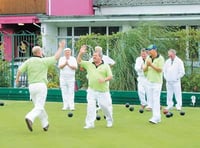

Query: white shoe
[
  {"left": 175, "top": 105, "right": 181, "bottom": 111},
  {"left": 96, "top": 107, "right": 101, "bottom": 111},
  {"left": 62, "top": 107, "right": 69, "bottom": 110},
  {"left": 107, "top": 122, "right": 113, "bottom": 128},
  {"left": 149, "top": 118, "right": 161, "bottom": 124},
  {"left": 145, "top": 106, "right": 152, "bottom": 111},
  {"left": 165, "top": 106, "right": 173, "bottom": 110},
  {"left": 84, "top": 125, "right": 94, "bottom": 129}
]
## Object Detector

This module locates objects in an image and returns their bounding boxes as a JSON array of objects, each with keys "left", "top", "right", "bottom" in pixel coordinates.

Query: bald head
[{"left": 32, "top": 46, "right": 43, "bottom": 57}]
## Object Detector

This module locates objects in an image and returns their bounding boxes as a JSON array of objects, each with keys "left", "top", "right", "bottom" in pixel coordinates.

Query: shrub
[
  {"left": 0, "top": 60, "right": 11, "bottom": 87},
  {"left": 47, "top": 65, "right": 59, "bottom": 88}
]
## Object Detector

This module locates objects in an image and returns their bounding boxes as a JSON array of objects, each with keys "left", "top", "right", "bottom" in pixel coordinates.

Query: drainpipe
[
  {"left": 106, "top": 26, "right": 109, "bottom": 56},
  {"left": 48, "top": 0, "right": 51, "bottom": 16}
]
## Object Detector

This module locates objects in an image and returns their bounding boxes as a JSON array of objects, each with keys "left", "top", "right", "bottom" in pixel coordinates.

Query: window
[
  {"left": 57, "top": 26, "right": 120, "bottom": 55},
  {"left": 109, "top": 27, "right": 119, "bottom": 35},
  {"left": 58, "top": 28, "right": 67, "bottom": 36},
  {"left": 91, "top": 27, "right": 106, "bottom": 35},
  {"left": 67, "top": 27, "right": 72, "bottom": 36},
  {"left": 74, "top": 27, "right": 89, "bottom": 36}
]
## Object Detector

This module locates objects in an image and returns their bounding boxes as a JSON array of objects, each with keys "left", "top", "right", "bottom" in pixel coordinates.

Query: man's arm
[
  {"left": 147, "top": 60, "right": 162, "bottom": 73},
  {"left": 99, "top": 65, "right": 113, "bottom": 83},
  {"left": 59, "top": 60, "right": 77, "bottom": 70},
  {"left": 54, "top": 40, "right": 66, "bottom": 60},
  {"left": 77, "top": 45, "right": 87, "bottom": 64},
  {"left": 178, "top": 60, "right": 185, "bottom": 79},
  {"left": 58, "top": 61, "right": 67, "bottom": 69},
  {"left": 135, "top": 57, "right": 143, "bottom": 73},
  {"left": 15, "top": 70, "right": 21, "bottom": 86},
  {"left": 143, "top": 58, "right": 150, "bottom": 72},
  {"left": 104, "top": 75, "right": 113, "bottom": 82},
  {"left": 103, "top": 55, "right": 115, "bottom": 67},
  {"left": 59, "top": 62, "right": 77, "bottom": 70}
]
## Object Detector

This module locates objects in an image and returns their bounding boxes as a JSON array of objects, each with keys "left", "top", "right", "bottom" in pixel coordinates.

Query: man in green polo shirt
[
  {"left": 15, "top": 40, "right": 66, "bottom": 132},
  {"left": 144, "top": 44, "right": 164, "bottom": 124},
  {"left": 77, "top": 45, "right": 113, "bottom": 129}
]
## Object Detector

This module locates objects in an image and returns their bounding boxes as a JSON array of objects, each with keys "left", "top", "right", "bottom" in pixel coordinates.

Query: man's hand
[
  {"left": 15, "top": 79, "right": 19, "bottom": 86},
  {"left": 55, "top": 40, "right": 66, "bottom": 60},
  {"left": 15, "top": 70, "right": 21, "bottom": 87},
  {"left": 147, "top": 59, "right": 152, "bottom": 66},
  {"left": 65, "top": 60, "right": 69, "bottom": 66},
  {"left": 59, "top": 40, "right": 66, "bottom": 49},
  {"left": 98, "top": 78, "right": 106, "bottom": 83},
  {"left": 79, "top": 45, "right": 87, "bottom": 54},
  {"left": 77, "top": 45, "right": 87, "bottom": 64}
]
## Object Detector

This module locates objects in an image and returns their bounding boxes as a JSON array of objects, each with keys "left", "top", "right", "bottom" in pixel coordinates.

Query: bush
[
  {"left": 0, "top": 60, "right": 11, "bottom": 87},
  {"left": 47, "top": 65, "right": 59, "bottom": 88},
  {"left": 182, "top": 73, "right": 200, "bottom": 92}
]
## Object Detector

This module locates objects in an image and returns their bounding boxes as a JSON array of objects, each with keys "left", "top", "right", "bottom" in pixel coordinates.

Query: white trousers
[
  {"left": 85, "top": 88, "right": 113, "bottom": 127},
  {"left": 166, "top": 81, "right": 182, "bottom": 109},
  {"left": 145, "top": 80, "right": 154, "bottom": 108},
  {"left": 60, "top": 78, "right": 75, "bottom": 110},
  {"left": 148, "top": 82, "right": 162, "bottom": 121},
  {"left": 26, "top": 83, "right": 48, "bottom": 128},
  {"left": 137, "top": 77, "right": 148, "bottom": 106}
]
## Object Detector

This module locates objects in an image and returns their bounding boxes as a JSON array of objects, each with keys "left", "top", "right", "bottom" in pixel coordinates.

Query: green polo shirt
[
  {"left": 19, "top": 56, "right": 56, "bottom": 84},
  {"left": 146, "top": 55, "right": 164, "bottom": 83},
  {"left": 80, "top": 60, "right": 112, "bottom": 92}
]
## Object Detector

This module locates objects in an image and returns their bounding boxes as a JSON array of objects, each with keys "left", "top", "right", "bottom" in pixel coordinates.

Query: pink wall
[
  {"left": 47, "top": 0, "right": 93, "bottom": 16},
  {"left": 0, "top": 16, "right": 39, "bottom": 25},
  {"left": 0, "top": 29, "right": 14, "bottom": 61},
  {"left": 0, "top": 16, "right": 39, "bottom": 61}
]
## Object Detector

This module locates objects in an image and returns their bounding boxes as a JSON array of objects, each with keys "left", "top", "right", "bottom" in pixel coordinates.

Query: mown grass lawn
[{"left": 0, "top": 100, "right": 199, "bottom": 148}]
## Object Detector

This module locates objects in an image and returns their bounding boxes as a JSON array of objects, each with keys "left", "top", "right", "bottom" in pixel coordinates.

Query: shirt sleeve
[
  {"left": 43, "top": 56, "right": 57, "bottom": 67},
  {"left": 163, "top": 60, "right": 169, "bottom": 79},
  {"left": 103, "top": 55, "right": 115, "bottom": 65},
  {"left": 58, "top": 57, "right": 64, "bottom": 67},
  {"left": 106, "top": 64, "right": 113, "bottom": 77},
  {"left": 178, "top": 59, "right": 185, "bottom": 79},
  {"left": 71, "top": 57, "right": 78, "bottom": 68},
  {"left": 158, "top": 56, "right": 165, "bottom": 70},
  {"left": 80, "top": 60, "right": 89, "bottom": 69},
  {"left": 135, "top": 57, "right": 143, "bottom": 73},
  {"left": 18, "top": 60, "right": 29, "bottom": 73}
]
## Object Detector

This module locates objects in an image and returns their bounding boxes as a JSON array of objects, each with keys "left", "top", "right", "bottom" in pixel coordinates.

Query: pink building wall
[
  {"left": 0, "top": 16, "right": 39, "bottom": 61},
  {"left": 0, "top": 16, "right": 39, "bottom": 26},
  {"left": 0, "top": 29, "right": 14, "bottom": 61},
  {"left": 0, "top": 0, "right": 93, "bottom": 61},
  {"left": 46, "top": 0, "right": 93, "bottom": 16}
]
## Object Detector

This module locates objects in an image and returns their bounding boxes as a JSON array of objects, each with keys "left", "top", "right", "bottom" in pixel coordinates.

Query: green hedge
[{"left": 0, "top": 88, "right": 199, "bottom": 107}]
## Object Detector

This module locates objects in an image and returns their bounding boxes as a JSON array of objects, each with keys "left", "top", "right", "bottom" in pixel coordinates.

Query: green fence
[
  {"left": 0, "top": 88, "right": 199, "bottom": 107},
  {"left": 0, "top": 32, "right": 37, "bottom": 87}
]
